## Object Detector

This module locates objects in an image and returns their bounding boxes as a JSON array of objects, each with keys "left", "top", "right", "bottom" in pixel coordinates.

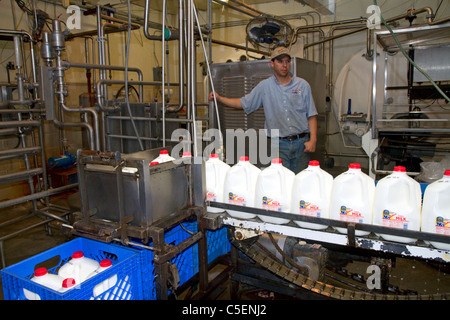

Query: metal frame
[
  {"left": 371, "top": 22, "right": 450, "bottom": 138},
  {"left": 208, "top": 201, "right": 450, "bottom": 263}
]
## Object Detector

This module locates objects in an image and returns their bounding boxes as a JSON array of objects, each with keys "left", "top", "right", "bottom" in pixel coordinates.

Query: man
[{"left": 208, "top": 46, "right": 318, "bottom": 174}]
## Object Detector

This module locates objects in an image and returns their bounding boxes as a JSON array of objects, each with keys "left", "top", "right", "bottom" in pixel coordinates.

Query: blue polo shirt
[{"left": 240, "top": 74, "right": 317, "bottom": 138}]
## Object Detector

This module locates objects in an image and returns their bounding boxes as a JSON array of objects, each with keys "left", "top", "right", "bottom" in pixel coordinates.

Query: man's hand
[
  {"left": 304, "top": 139, "right": 316, "bottom": 153},
  {"left": 208, "top": 91, "right": 219, "bottom": 102}
]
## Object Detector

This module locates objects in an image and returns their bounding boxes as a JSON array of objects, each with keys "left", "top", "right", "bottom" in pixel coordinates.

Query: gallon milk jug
[
  {"left": 58, "top": 251, "right": 100, "bottom": 284},
  {"left": 90, "top": 259, "right": 118, "bottom": 299},
  {"left": 329, "top": 163, "right": 375, "bottom": 236},
  {"left": 151, "top": 149, "right": 175, "bottom": 164},
  {"left": 58, "top": 278, "right": 76, "bottom": 293},
  {"left": 373, "top": 166, "right": 422, "bottom": 243},
  {"left": 291, "top": 160, "right": 333, "bottom": 230},
  {"left": 24, "top": 267, "right": 64, "bottom": 299},
  {"left": 205, "top": 154, "right": 230, "bottom": 213},
  {"left": 421, "top": 170, "right": 450, "bottom": 251},
  {"left": 255, "top": 158, "right": 295, "bottom": 224},
  {"left": 223, "top": 156, "right": 261, "bottom": 219}
]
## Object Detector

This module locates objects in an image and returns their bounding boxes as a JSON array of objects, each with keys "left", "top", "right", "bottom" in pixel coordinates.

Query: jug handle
[
  {"left": 407, "top": 178, "right": 419, "bottom": 210},
  {"left": 277, "top": 168, "right": 286, "bottom": 200}
]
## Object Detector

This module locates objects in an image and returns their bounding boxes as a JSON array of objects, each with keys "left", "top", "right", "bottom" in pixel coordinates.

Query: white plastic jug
[
  {"left": 90, "top": 259, "right": 118, "bottom": 299},
  {"left": 24, "top": 267, "right": 64, "bottom": 300},
  {"left": 223, "top": 156, "right": 261, "bottom": 219},
  {"left": 255, "top": 158, "right": 295, "bottom": 224},
  {"left": 205, "top": 154, "right": 230, "bottom": 213},
  {"left": 151, "top": 149, "right": 175, "bottom": 164},
  {"left": 329, "top": 163, "right": 375, "bottom": 236},
  {"left": 58, "top": 278, "right": 76, "bottom": 293},
  {"left": 291, "top": 160, "right": 333, "bottom": 230},
  {"left": 58, "top": 251, "right": 100, "bottom": 284},
  {"left": 421, "top": 170, "right": 450, "bottom": 251},
  {"left": 373, "top": 166, "right": 422, "bottom": 243}
]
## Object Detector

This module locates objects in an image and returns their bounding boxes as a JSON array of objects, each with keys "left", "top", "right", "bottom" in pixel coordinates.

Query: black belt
[{"left": 280, "top": 132, "right": 307, "bottom": 140}]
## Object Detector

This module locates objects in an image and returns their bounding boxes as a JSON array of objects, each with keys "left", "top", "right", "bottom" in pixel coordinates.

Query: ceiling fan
[{"left": 246, "top": 15, "right": 294, "bottom": 50}]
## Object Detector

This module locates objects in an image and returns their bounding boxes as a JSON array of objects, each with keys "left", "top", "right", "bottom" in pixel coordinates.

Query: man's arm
[
  {"left": 304, "top": 115, "right": 317, "bottom": 153},
  {"left": 209, "top": 92, "right": 243, "bottom": 109}
]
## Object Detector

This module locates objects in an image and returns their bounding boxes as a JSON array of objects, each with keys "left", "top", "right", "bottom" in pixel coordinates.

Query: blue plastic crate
[
  {"left": 113, "top": 221, "right": 230, "bottom": 300},
  {"left": 124, "top": 222, "right": 198, "bottom": 300},
  {"left": 1, "top": 237, "right": 143, "bottom": 300}
]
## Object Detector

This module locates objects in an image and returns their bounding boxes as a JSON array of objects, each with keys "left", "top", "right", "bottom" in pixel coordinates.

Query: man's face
[{"left": 270, "top": 55, "right": 291, "bottom": 77}]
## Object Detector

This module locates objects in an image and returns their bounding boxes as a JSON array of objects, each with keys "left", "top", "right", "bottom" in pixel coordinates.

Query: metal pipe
[
  {"left": 211, "top": 0, "right": 258, "bottom": 17},
  {"left": 95, "top": 79, "right": 178, "bottom": 111},
  {"left": 144, "top": 0, "right": 164, "bottom": 40},
  {"left": 211, "top": 38, "right": 269, "bottom": 55},
  {"left": 227, "top": 0, "right": 264, "bottom": 15},
  {"left": 0, "top": 120, "right": 40, "bottom": 128},
  {"left": 0, "top": 29, "right": 38, "bottom": 99},
  {"left": 162, "top": 0, "right": 167, "bottom": 147},
  {"left": 171, "top": 0, "right": 185, "bottom": 114},
  {"left": 53, "top": 118, "right": 96, "bottom": 150},
  {"left": 63, "top": 61, "right": 144, "bottom": 103}
]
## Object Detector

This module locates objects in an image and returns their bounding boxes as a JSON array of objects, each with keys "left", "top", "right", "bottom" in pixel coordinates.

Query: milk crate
[
  {"left": 1, "top": 237, "right": 143, "bottom": 300},
  {"left": 123, "top": 222, "right": 198, "bottom": 300},
  {"left": 123, "top": 221, "right": 229, "bottom": 300}
]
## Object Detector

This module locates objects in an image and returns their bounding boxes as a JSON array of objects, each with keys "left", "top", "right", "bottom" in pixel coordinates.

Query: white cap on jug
[
  {"left": 309, "top": 160, "right": 320, "bottom": 166},
  {"left": 239, "top": 156, "right": 249, "bottom": 162},
  {"left": 34, "top": 267, "right": 48, "bottom": 277},
  {"left": 349, "top": 163, "right": 360, "bottom": 169}
]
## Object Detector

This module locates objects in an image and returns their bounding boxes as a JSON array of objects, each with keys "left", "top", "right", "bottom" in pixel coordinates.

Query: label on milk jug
[
  {"left": 206, "top": 191, "right": 217, "bottom": 202},
  {"left": 339, "top": 205, "right": 364, "bottom": 223},
  {"left": 228, "top": 192, "right": 247, "bottom": 206},
  {"left": 299, "top": 200, "right": 321, "bottom": 217},
  {"left": 435, "top": 216, "right": 450, "bottom": 235},
  {"left": 382, "top": 209, "right": 409, "bottom": 229},
  {"left": 262, "top": 196, "right": 282, "bottom": 211}
]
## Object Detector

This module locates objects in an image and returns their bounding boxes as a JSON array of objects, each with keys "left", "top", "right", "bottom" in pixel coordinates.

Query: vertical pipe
[
  {"left": 162, "top": 0, "right": 166, "bottom": 147},
  {"left": 371, "top": 28, "right": 377, "bottom": 139}
]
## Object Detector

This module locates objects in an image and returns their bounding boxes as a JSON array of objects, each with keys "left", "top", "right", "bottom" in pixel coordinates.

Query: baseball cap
[{"left": 270, "top": 46, "right": 291, "bottom": 60}]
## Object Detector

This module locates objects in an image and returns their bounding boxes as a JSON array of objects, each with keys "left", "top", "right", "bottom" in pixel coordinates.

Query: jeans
[{"left": 278, "top": 134, "right": 310, "bottom": 174}]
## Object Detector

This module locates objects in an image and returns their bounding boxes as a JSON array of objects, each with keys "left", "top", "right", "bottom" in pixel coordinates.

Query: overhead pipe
[
  {"left": 303, "top": 7, "right": 439, "bottom": 50},
  {"left": 226, "top": 0, "right": 265, "bottom": 16}
]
